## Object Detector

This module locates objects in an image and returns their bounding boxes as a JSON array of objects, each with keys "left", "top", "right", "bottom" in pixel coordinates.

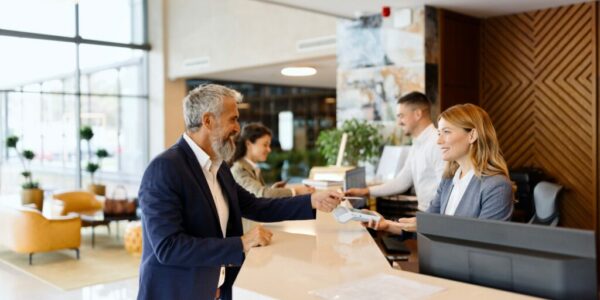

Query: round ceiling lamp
[{"left": 281, "top": 67, "right": 317, "bottom": 77}]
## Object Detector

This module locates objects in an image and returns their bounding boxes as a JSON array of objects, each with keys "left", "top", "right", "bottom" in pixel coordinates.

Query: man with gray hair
[{"left": 138, "top": 84, "right": 342, "bottom": 300}]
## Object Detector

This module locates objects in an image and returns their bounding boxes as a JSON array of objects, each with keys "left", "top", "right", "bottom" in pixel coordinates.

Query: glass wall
[
  {"left": 0, "top": 0, "right": 75, "bottom": 36},
  {"left": 0, "top": 0, "right": 149, "bottom": 196}
]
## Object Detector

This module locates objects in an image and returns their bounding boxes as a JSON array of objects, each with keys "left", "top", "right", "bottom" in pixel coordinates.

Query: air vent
[
  {"left": 183, "top": 57, "right": 210, "bottom": 69},
  {"left": 296, "top": 35, "right": 336, "bottom": 52}
]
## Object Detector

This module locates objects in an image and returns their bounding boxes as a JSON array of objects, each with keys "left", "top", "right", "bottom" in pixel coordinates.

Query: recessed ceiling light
[{"left": 281, "top": 67, "right": 317, "bottom": 77}]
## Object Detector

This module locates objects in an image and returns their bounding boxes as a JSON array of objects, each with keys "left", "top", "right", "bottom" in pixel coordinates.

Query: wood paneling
[
  {"left": 594, "top": 4, "right": 600, "bottom": 290},
  {"left": 440, "top": 10, "right": 481, "bottom": 110},
  {"left": 481, "top": 2, "right": 597, "bottom": 229}
]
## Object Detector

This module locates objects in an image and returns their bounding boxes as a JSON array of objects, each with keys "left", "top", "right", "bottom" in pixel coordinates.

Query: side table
[{"left": 80, "top": 212, "right": 139, "bottom": 248}]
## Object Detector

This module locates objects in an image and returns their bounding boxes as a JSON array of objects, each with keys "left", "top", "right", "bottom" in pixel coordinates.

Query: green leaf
[
  {"left": 22, "top": 181, "right": 39, "bottom": 189},
  {"left": 86, "top": 162, "right": 100, "bottom": 174},
  {"left": 6, "top": 136, "right": 18, "bottom": 148},
  {"left": 316, "top": 119, "right": 384, "bottom": 166},
  {"left": 7, "top": 136, "right": 40, "bottom": 187},
  {"left": 22, "top": 150, "right": 35, "bottom": 160},
  {"left": 96, "top": 149, "right": 109, "bottom": 158},
  {"left": 316, "top": 128, "right": 343, "bottom": 165},
  {"left": 80, "top": 126, "right": 94, "bottom": 140}
]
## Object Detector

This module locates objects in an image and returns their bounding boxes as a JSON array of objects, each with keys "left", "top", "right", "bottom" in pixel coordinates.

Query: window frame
[{"left": 0, "top": 1, "right": 150, "bottom": 189}]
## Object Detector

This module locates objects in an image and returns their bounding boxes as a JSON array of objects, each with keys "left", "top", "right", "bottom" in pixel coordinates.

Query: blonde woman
[{"left": 363, "top": 104, "right": 513, "bottom": 234}]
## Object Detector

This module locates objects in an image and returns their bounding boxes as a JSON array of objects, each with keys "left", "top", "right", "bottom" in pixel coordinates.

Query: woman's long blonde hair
[{"left": 438, "top": 104, "right": 509, "bottom": 179}]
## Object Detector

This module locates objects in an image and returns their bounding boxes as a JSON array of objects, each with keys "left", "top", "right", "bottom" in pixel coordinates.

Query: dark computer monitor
[
  {"left": 344, "top": 167, "right": 367, "bottom": 208},
  {"left": 417, "top": 213, "right": 597, "bottom": 300}
]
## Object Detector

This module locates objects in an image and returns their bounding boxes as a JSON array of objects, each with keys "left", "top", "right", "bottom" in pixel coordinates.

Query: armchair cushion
[{"left": 53, "top": 191, "right": 103, "bottom": 216}]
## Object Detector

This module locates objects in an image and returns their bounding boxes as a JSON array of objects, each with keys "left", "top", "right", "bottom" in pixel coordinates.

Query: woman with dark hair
[
  {"left": 360, "top": 104, "right": 514, "bottom": 233},
  {"left": 231, "top": 123, "right": 314, "bottom": 198}
]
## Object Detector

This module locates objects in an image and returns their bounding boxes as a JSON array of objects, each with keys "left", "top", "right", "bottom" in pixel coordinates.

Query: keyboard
[{"left": 381, "top": 236, "right": 410, "bottom": 254}]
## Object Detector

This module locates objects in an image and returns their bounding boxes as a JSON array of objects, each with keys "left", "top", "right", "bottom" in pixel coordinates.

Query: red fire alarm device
[{"left": 382, "top": 6, "right": 391, "bottom": 17}]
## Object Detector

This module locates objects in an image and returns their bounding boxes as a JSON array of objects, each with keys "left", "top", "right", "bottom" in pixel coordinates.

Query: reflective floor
[
  {"left": 0, "top": 256, "right": 138, "bottom": 300},
  {"left": 0, "top": 193, "right": 139, "bottom": 300}
]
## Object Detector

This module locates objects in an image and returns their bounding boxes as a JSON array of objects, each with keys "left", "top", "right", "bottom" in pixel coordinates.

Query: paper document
[
  {"left": 309, "top": 273, "right": 445, "bottom": 300},
  {"left": 301, "top": 179, "right": 343, "bottom": 189}
]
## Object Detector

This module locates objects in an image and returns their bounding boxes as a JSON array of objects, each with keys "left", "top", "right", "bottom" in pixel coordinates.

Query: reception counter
[{"left": 233, "top": 211, "right": 536, "bottom": 299}]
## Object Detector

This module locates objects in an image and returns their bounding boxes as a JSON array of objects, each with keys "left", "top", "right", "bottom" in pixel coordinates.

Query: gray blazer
[
  {"left": 426, "top": 174, "right": 513, "bottom": 221},
  {"left": 230, "top": 159, "right": 293, "bottom": 198}
]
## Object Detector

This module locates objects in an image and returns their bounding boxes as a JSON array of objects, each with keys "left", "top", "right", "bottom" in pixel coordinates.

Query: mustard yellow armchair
[
  {"left": 53, "top": 190, "right": 111, "bottom": 240},
  {"left": 53, "top": 191, "right": 103, "bottom": 215},
  {"left": 0, "top": 206, "right": 81, "bottom": 265}
]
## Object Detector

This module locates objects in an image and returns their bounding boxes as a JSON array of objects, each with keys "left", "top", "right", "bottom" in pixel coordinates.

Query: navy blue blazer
[{"left": 137, "top": 137, "right": 315, "bottom": 300}]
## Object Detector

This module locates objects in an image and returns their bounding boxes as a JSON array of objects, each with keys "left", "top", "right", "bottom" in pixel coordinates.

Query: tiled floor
[{"left": 0, "top": 261, "right": 138, "bottom": 300}]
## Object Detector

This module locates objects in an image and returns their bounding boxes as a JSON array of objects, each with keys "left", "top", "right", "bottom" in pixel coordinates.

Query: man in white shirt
[{"left": 346, "top": 92, "right": 445, "bottom": 211}]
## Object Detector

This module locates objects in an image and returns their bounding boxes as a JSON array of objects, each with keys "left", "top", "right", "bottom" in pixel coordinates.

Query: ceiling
[
  {"left": 258, "top": 0, "right": 595, "bottom": 19},
  {"left": 198, "top": 56, "right": 337, "bottom": 89},
  {"left": 197, "top": 0, "right": 594, "bottom": 89}
]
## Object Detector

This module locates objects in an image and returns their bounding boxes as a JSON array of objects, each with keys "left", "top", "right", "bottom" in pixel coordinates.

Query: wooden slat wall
[
  {"left": 481, "top": 2, "right": 597, "bottom": 229},
  {"left": 597, "top": 2, "right": 600, "bottom": 280},
  {"left": 439, "top": 10, "right": 481, "bottom": 110}
]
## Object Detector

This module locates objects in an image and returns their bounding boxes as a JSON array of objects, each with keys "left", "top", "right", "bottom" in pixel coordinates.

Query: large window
[
  {"left": 0, "top": 0, "right": 149, "bottom": 195},
  {"left": 0, "top": 0, "right": 75, "bottom": 36}
]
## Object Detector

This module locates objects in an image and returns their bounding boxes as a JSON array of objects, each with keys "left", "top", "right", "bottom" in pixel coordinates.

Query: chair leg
[
  {"left": 29, "top": 253, "right": 33, "bottom": 265},
  {"left": 74, "top": 248, "right": 80, "bottom": 260},
  {"left": 107, "top": 223, "right": 111, "bottom": 235}
]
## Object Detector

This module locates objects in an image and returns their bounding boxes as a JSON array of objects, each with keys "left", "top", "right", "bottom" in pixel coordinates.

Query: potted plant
[
  {"left": 316, "top": 119, "right": 384, "bottom": 166},
  {"left": 5, "top": 136, "right": 43, "bottom": 210},
  {"left": 80, "top": 126, "right": 110, "bottom": 196}
]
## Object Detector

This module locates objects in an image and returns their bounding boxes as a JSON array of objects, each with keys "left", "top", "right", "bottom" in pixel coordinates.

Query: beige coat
[{"left": 231, "top": 159, "right": 293, "bottom": 198}]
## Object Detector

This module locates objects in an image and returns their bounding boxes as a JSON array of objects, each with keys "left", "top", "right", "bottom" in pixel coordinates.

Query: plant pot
[
  {"left": 88, "top": 184, "right": 106, "bottom": 196},
  {"left": 21, "top": 188, "right": 44, "bottom": 211}
]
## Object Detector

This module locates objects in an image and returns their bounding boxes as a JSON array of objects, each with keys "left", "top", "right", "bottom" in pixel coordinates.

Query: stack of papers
[{"left": 301, "top": 179, "right": 343, "bottom": 189}]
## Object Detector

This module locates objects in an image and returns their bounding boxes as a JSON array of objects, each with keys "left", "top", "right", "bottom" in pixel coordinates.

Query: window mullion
[{"left": 75, "top": 2, "right": 82, "bottom": 188}]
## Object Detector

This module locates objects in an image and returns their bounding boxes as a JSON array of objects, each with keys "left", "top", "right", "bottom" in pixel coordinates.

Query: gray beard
[{"left": 210, "top": 132, "right": 235, "bottom": 162}]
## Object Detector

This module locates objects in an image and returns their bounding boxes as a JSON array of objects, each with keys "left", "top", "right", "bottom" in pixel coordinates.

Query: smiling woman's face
[
  {"left": 437, "top": 117, "right": 472, "bottom": 162},
  {"left": 246, "top": 134, "right": 272, "bottom": 163}
]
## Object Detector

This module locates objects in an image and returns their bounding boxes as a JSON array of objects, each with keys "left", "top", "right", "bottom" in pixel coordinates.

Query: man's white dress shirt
[
  {"left": 368, "top": 124, "right": 445, "bottom": 211},
  {"left": 183, "top": 133, "right": 228, "bottom": 288}
]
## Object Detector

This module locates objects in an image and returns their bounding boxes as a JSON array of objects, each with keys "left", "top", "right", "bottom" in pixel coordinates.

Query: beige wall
[
  {"left": 150, "top": 0, "right": 339, "bottom": 153},
  {"left": 167, "top": 0, "right": 337, "bottom": 79},
  {"left": 148, "top": 0, "right": 187, "bottom": 154},
  {"left": 163, "top": 79, "right": 186, "bottom": 147},
  {"left": 147, "top": 0, "right": 166, "bottom": 157}
]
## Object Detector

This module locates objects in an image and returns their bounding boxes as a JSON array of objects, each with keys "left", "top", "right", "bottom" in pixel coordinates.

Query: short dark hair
[
  {"left": 397, "top": 91, "right": 431, "bottom": 111},
  {"left": 230, "top": 123, "right": 272, "bottom": 164}
]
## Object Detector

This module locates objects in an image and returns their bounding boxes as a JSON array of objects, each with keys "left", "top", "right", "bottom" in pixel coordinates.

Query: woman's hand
[
  {"left": 396, "top": 217, "right": 417, "bottom": 232},
  {"left": 293, "top": 185, "right": 316, "bottom": 195},
  {"left": 345, "top": 188, "right": 370, "bottom": 197},
  {"left": 361, "top": 213, "right": 416, "bottom": 234},
  {"left": 271, "top": 180, "right": 287, "bottom": 188},
  {"left": 360, "top": 210, "right": 389, "bottom": 231}
]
